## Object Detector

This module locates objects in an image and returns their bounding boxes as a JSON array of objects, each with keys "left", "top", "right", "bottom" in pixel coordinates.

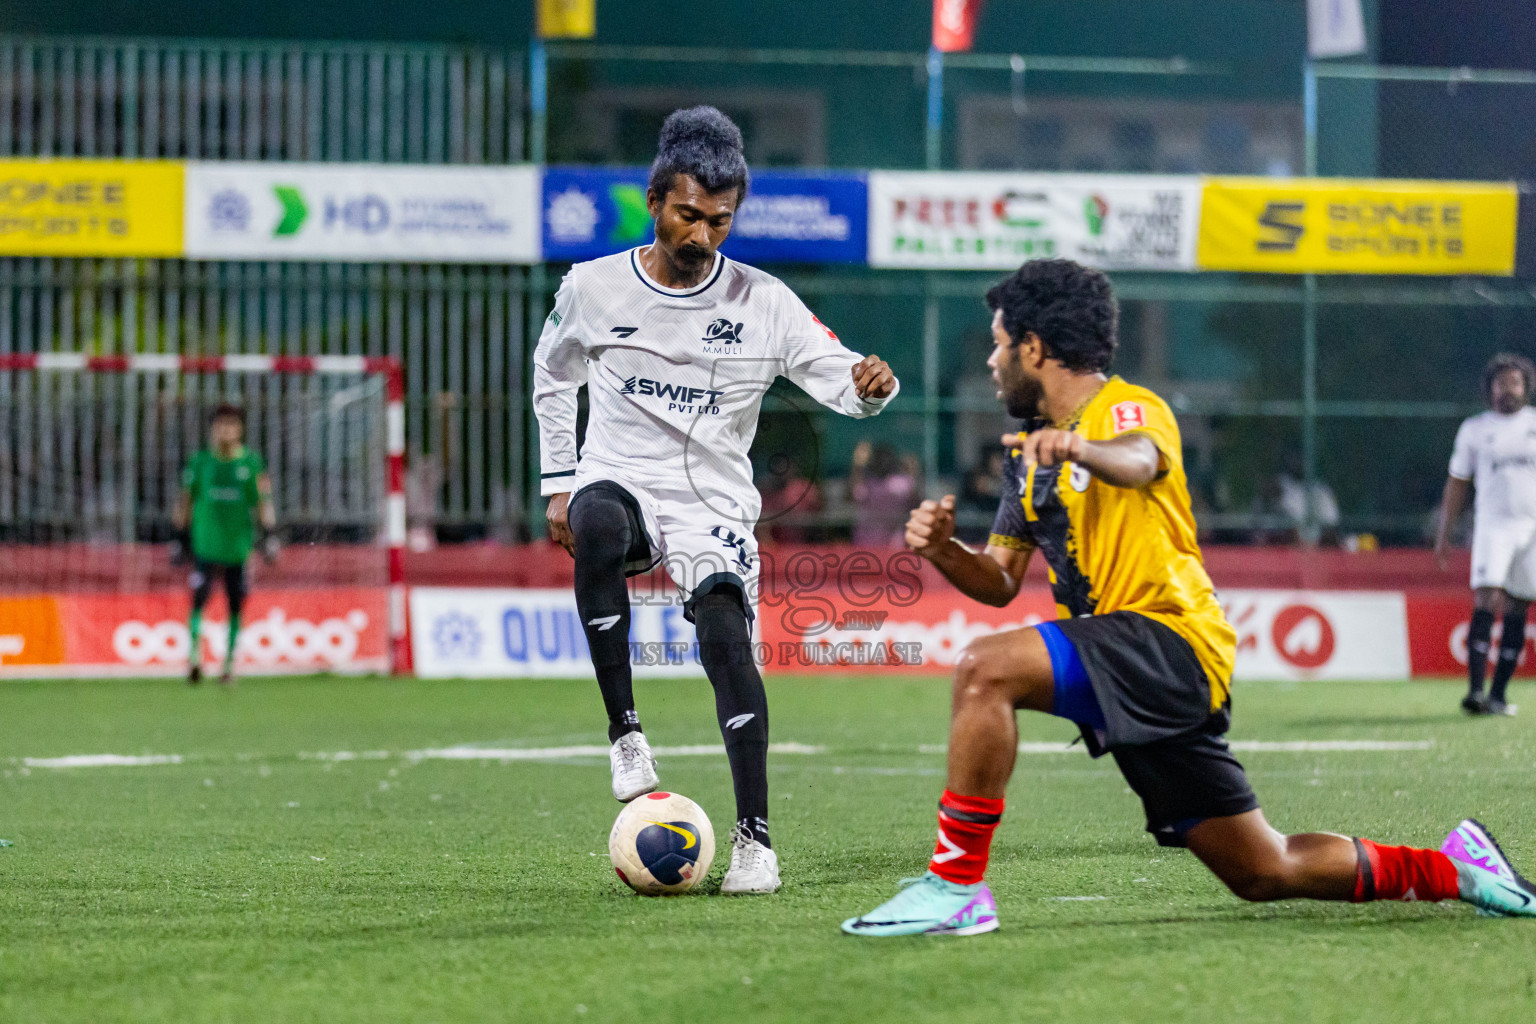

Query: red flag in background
[{"left": 932, "top": 0, "right": 984, "bottom": 53}]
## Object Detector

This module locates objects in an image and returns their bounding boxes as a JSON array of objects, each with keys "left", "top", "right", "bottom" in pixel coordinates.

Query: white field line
[
  {"left": 1230, "top": 740, "right": 1434, "bottom": 752},
  {"left": 919, "top": 739, "right": 1434, "bottom": 756},
  {"left": 22, "top": 754, "right": 184, "bottom": 768},
  {"left": 14, "top": 738, "right": 1428, "bottom": 769},
  {"left": 332, "top": 742, "right": 826, "bottom": 763}
]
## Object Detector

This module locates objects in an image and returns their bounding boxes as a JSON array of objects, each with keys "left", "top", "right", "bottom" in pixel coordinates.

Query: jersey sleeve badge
[{"left": 1111, "top": 400, "right": 1146, "bottom": 433}]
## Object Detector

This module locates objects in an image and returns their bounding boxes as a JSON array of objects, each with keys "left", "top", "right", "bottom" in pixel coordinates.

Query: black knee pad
[
  {"left": 692, "top": 589, "right": 751, "bottom": 649},
  {"left": 569, "top": 482, "right": 654, "bottom": 574}
]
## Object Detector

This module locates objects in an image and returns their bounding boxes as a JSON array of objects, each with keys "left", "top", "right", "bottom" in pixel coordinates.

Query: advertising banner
[
  {"left": 0, "top": 588, "right": 388, "bottom": 677},
  {"left": 1221, "top": 590, "right": 1410, "bottom": 681},
  {"left": 542, "top": 166, "right": 868, "bottom": 265},
  {"left": 755, "top": 588, "right": 1059, "bottom": 674},
  {"left": 184, "top": 162, "right": 541, "bottom": 262},
  {"left": 0, "top": 159, "right": 184, "bottom": 257},
  {"left": 867, "top": 172, "right": 1201, "bottom": 271},
  {"left": 1405, "top": 593, "right": 1536, "bottom": 677},
  {"left": 410, "top": 587, "right": 706, "bottom": 679},
  {"left": 1198, "top": 177, "right": 1518, "bottom": 275}
]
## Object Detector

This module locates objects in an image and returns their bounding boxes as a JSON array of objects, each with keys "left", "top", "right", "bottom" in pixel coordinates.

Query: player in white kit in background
[
  {"left": 533, "top": 107, "right": 899, "bottom": 893},
  {"left": 1436, "top": 352, "right": 1536, "bottom": 716}
]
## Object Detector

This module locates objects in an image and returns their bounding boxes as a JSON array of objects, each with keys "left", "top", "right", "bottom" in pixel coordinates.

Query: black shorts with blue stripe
[{"left": 1051, "top": 610, "right": 1259, "bottom": 847}]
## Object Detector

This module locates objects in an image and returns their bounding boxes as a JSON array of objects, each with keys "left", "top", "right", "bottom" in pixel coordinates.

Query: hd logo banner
[
  {"left": 1198, "top": 177, "right": 1518, "bottom": 275},
  {"left": 0, "top": 159, "right": 184, "bottom": 257},
  {"left": 184, "top": 162, "right": 541, "bottom": 262}
]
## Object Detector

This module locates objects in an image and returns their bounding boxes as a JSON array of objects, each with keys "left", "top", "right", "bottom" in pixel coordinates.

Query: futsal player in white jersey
[
  {"left": 533, "top": 107, "right": 899, "bottom": 893},
  {"left": 1436, "top": 352, "right": 1536, "bottom": 716}
]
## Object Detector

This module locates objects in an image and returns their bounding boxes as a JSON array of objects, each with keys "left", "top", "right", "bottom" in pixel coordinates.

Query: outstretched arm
[
  {"left": 905, "top": 494, "right": 1032, "bottom": 608},
  {"left": 1002, "top": 428, "right": 1161, "bottom": 490}
]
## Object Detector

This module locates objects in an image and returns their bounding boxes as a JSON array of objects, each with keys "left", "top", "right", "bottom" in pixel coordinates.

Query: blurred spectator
[
  {"left": 1266, "top": 453, "right": 1340, "bottom": 546},
  {"left": 849, "top": 440, "right": 920, "bottom": 548},
  {"left": 757, "top": 456, "right": 824, "bottom": 544}
]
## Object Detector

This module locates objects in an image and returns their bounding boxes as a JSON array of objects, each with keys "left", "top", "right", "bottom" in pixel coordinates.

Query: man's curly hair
[
  {"left": 985, "top": 258, "right": 1118, "bottom": 373},
  {"left": 647, "top": 106, "right": 750, "bottom": 205},
  {"left": 1482, "top": 352, "right": 1536, "bottom": 403}
]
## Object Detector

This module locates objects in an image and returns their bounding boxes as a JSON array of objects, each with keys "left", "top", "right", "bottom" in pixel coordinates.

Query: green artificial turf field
[{"left": 1, "top": 674, "right": 1533, "bottom": 1023}]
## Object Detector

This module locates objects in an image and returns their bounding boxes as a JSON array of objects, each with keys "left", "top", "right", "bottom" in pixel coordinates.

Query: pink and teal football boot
[
  {"left": 1442, "top": 819, "right": 1536, "bottom": 917},
  {"left": 841, "top": 873, "right": 999, "bottom": 936}
]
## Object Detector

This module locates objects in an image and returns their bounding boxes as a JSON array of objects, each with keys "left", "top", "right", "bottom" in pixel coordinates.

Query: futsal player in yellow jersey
[{"left": 844, "top": 259, "right": 1535, "bottom": 936}]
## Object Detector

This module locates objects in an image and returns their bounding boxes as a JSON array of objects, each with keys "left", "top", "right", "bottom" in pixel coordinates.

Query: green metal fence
[{"left": 1, "top": 35, "right": 1531, "bottom": 544}]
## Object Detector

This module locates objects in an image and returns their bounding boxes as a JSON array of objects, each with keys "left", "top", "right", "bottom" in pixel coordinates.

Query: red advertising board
[
  {"left": 0, "top": 588, "right": 388, "bottom": 677},
  {"left": 1406, "top": 593, "right": 1534, "bottom": 677},
  {"left": 755, "top": 588, "right": 1059, "bottom": 673}
]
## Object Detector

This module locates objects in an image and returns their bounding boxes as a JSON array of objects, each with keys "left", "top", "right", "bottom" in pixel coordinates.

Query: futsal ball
[{"left": 609, "top": 791, "right": 715, "bottom": 896}]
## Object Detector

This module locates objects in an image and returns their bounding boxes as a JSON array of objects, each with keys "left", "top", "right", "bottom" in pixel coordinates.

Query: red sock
[
  {"left": 928, "top": 790, "right": 1003, "bottom": 885},
  {"left": 1352, "top": 838, "right": 1461, "bottom": 903}
]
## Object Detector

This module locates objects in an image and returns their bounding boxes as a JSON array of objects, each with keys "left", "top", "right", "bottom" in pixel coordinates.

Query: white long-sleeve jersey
[{"left": 533, "top": 248, "right": 899, "bottom": 503}]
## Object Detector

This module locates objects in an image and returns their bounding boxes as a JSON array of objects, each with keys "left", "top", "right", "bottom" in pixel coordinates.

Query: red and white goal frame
[{"left": 0, "top": 351, "right": 410, "bottom": 674}]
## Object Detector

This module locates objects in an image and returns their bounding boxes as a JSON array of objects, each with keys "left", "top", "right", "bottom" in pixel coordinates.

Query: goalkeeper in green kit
[{"left": 172, "top": 404, "right": 278, "bottom": 686}]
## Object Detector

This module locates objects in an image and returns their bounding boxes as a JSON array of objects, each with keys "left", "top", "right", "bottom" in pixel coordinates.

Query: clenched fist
[
  {"left": 905, "top": 494, "right": 957, "bottom": 558},
  {"left": 852, "top": 354, "right": 896, "bottom": 401}
]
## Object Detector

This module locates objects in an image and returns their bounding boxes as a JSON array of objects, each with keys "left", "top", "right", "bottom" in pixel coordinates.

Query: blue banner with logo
[{"left": 541, "top": 167, "right": 867, "bottom": 265}]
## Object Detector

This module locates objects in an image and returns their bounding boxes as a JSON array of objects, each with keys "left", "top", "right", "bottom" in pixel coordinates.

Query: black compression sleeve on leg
[
  {"left": 224, "top": 564, "right": 248, "bottom": 619},
  {"left": 1468, "top": 607, "right": 1495, "bottom": 697},
  {"left": 1491, "top": 604, "right": 1528, "bottom": 702},
  {"left": 693, "top": 589, "right": 770, "bottom": 848},
  {"left": 569, "top": 488, "right": 641, "bottom": 743},
  {"left": 189, "top": 565, "right": 215, "bottom": 611}
]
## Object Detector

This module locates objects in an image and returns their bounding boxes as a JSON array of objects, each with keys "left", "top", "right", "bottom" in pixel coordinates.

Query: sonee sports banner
[
  {"left": 1197, "top": 177, "right": 1519, "bottom": 276},
  {"left": 0, "top": 159, "right": 184, "bottom": 257}
]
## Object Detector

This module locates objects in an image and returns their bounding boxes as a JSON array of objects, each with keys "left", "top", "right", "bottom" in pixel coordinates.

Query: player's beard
[
  {"left": 674, "top": 243, "right": 713, "bottom": 273},
  {"left": 1002, "top": 369, "right": 1045, "bottom": 420}
]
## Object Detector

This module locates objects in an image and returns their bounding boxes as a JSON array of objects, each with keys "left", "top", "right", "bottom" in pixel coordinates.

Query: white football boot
[
  {"left": 609, "top": 731, "right": 659, "bottom": 802},
  {"left": 720, "top": 823, "right": 781, "bottom": 894}
]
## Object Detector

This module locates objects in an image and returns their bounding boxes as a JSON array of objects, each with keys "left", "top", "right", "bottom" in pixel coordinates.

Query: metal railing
[{"left": 0, "top": 36, "right": 1532, "bottom": 543}]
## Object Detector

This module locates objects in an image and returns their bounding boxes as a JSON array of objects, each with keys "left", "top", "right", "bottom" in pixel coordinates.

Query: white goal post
[{"left": 0, "top": 352, "right": 408, "bottom": 676}]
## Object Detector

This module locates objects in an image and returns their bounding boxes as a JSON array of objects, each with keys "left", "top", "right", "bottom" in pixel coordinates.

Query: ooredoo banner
[
  {"left": 184, "top": 162, "right": 541, "bottom": 262},
  {"left": 867, "top": 171, "right": 1201, "bottom": 271},
  {"left": 1405, "top": 593, "right": 1536, "bottom": 677},
  {"left": 0, "top": 589, "right": 388, "bottom": 676}
]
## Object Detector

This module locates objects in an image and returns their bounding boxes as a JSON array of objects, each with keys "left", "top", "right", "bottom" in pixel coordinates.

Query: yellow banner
[
  {"left": 1197, "top": 177, "right": 1517, "bottom": 275},
  {"left": 0, "top": 159, "right": 184, "bottom": 257},
  {"left": 538, "top": 0, "right": 596, "bottom": 38}
]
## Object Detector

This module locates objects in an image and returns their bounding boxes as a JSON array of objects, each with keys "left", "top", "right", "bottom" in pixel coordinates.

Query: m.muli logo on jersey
[
  {"left": 618, "top": 375, "right": 725, "bottom": 415},
  {"left": 702, "top": 318, "right": 746, "bottom": 346}
]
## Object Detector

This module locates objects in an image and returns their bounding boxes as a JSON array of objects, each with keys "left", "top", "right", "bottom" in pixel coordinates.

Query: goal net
[{"left": 0, "top": 354, "right": 406, "bottom": 677}]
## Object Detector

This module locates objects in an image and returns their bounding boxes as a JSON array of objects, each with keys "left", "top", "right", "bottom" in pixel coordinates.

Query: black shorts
[
  {"left": 1053, "top": 610, "right": 1259, "bottom": 846},
  {"left": 190, "top": 560, "right": 248, "bottom": 605}
]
